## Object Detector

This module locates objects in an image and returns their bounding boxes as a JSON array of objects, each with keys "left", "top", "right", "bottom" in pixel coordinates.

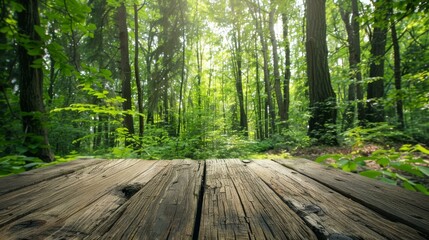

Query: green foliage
[
  {"left": 316, "top": 144, "right": 429, "bottom": 195},
  {"left": 0, "top": 156, "right": 43, "bottom": 176},
  {"left": 341, "top": 123, "right": 414, "bottom": 147},
  {"left": 0, "top": 152, "right": 80, "bottom": 177}
]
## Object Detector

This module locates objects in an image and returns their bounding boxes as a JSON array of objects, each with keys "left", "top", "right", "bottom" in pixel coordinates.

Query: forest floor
[
  {"left": 285, "top": 143, "right": 429, "bottom": 193},
  {"left": 290, "top": 144, "right": 383, "bottom": 161}
]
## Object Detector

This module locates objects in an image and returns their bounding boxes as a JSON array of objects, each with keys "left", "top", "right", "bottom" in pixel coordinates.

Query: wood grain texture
[
  {"left": 89, "top": 159, "right": 203, "bottom": 239},
  {"left": 0, "top": 158, "right": 104, "bottom": 195},
  {"left": 249, "top": 160, "right": 425, "bottom": 239},
  {"left": 199, "top": 159, "right": 317, "bottom": 239},
  {"left": 0, "top": 158, "right": 427, "bottom": 239},
  {"left": 0, "top": 159, "right": 165, "bottom": 239},
  {"left": 275, "top": 158, "right": 429, "bottom": 237}
]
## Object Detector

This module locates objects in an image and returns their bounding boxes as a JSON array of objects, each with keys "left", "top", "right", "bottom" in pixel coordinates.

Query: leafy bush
[
  {"left": 316, "top": 144, "right": 429, "bottom": 195},
  {"left": 341, "top": 122, "right": 414, "bottom": 147},
  {"left": 0, "top": 152, "right": 80, "bottom": 177}
]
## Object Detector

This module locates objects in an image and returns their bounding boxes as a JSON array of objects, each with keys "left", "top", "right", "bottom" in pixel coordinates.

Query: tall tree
[
  {"left": 282, "top": 13, "right": 291, "bottom": 127},
  {"left": 250, "top": 0, "right": 276, "bottom": 135},
  {"left": 134, "top": 3, "right": 144, "bottom": 139},
  {"left": 17, "top": 0, "right": 54, "bottom": 161},
  {"left": 117, "top": 2, "right": 134, "bottom": 142},
  {"left": 339, "top": 0, "right": 364, "bottom": 128},
  {"left": 306, "top": 0, "right": 337, "bottom": 145},
  {"left": 390, "top": 13, "right": 404, "bottom": 129},
  {"left": 269, "top": 7, "right": 286, "bottom": 128},
  {"left": 366, "top": 0, "right": 390, "bottom": 123},
  {"left": 230, "top": 0, "right": 248, "bottom": 136}
]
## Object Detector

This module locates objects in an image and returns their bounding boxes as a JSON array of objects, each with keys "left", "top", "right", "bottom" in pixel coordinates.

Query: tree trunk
[
  {"left": 366, "top": 0, "right": 389, "bottom": 123},
  {"left": 254, "top": 33, "right": 264, "bottom": 139},
  {"left": 230, "top": 0, "right": 248, "bottom": 136},
  {"left": 17, "top": 0, "right": 54, "bottom": 162},
  {"left": 282, "top": 13, "right": 291, "bottom": 127},
  {"left": 254, "top": 3, "right": 276, "bottom": 135},
  {"left": 134, "top": 4, "right": 144, "bottom": 139},
  {"left": 269, "top": 8, "right": 285, "bottom": 128},
  {"left": 391, "top": 17, "right": 404, "bottom": 129},
  {"left": 340, "top": 0, "right": 364, "bottom": 129},
  {"left": 117, "top": 2, "right": 134, "bottom": 143},
  {"left": 306, "top": 0, "right": 337, "bottom": 145}
]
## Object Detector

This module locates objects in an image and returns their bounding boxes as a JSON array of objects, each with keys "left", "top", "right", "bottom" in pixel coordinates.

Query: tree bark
[
  {"left": 255, "top": 35, "right": 264, "bottom": 139},
  {"left": 230, "top": 0, "right": 248, "bottom": 136},
  {"left": 134, "top": 4, "right": 144, "bottom": 139},
  {"left": 269, "top": 8, "right": 285, "bottom": 127},
  {"left": 340, "top": 0, "right": 364, "bottom": 129},
  {"left": 391, "top": 17, "right": 404, "bottom": 129},
  {"left": 117, "top": 2, "right": 135, "bottom": 143},
  {"left": 366, "top": 0, "right": 389, "bottom": 123},
  {"left": 253, "top": 2, "right": 276, "bottom": 135},
  {"left": 17, "top": 0, "right": 54, "bottom": 161},
  {"left": 282, "top": 13, "right": 291, "bottom": 127},
  {"left": 306, "top": 0, "right": 337, "bottom": 145}
]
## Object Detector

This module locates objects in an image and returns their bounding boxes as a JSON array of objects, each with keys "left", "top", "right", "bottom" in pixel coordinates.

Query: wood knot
[
  {"left": 121, "top": 183, "right": 143, "bottom": 199},
  {"left": 10, "top": 219, "right": 46, "bottom": 232},
  {"left": 304, "top": 204, "right": 322, "bottom": 214}
]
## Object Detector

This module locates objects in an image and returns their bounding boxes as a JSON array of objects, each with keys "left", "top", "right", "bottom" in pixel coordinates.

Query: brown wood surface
[
  {"left": 0, "top": 158, "right": 103, "bottom": 195},
  {"left": 275, "top": 158, "right": 429, "bottom": 236},
  {"left": 0, "top": 158, "right": 427, "bottom": 239},
  {"left": 199, "top": 159, "right": 317, "bottom": 239},
  {"left": 90, "top": 160, "right": 203, "bottom": 239},
  {"left": 248, "top": 160, "right": 425, "bottom": 239}
]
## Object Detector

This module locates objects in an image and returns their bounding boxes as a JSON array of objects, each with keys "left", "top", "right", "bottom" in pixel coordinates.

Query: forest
[{"left": 0, "top": 0, "right": 429, "bottom": 192}]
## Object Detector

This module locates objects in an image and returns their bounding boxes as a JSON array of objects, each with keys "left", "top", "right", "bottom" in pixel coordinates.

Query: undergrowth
[{"left": 316, "top": 144, "right": 429, "bottom": 195}]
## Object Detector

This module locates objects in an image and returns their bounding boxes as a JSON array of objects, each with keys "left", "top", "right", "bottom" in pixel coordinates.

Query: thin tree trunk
[
  {"left": 282, "top": 13, "right": 290, "bottom": 127},
  {"left": 134, "top": 4, "right": 144, "bottom": 140},
  {"left": 178, "top": 20, "right": 186, "bottom": 137},
  {"left": 117, "top": 2, "right": 135, "bottom": 143},
  {"left": 17, "top": 0, "right": 54, "bottom": 161},
  {"left": 269, "top": 8, "right": 285, "bottom": 128},
  {"left": 340, "top": 0, "right": 364, "bottom": 129},
  {"left": 254, "top": 3, "right": 275, "bottom": 135},
  {"left": 230, "top": 0, "right": 248, "bottom": 136},
  {"left": 391, "top": 18, "right": 404, "bottom": 129},
  {"left": 254, "top": 33, "right": 264, "bottom": 139}
]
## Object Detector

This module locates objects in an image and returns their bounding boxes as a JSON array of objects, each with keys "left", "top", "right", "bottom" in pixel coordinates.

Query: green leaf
[
  {"left": 391, "top": 162, "right": 423, "bottom": 177},
  {"left": 376, "top": 157, "right": 390, "bottom": 167},
  {"left": 342, "top": 161, "right": 357, "bottom": 172},
  {"left": 315, "top": 154, "right": 341, "bottom": 163},
  {"left": 403, "top": 181, "right": 416, "bottom": 192},
  {"left": 381, "top": 170, "right": 396, "bottom": 178},
  {"left": 360, "top": 170, "right": 382, "bottom": 178},
  {"left": 416, "top": 166, "right": 429, "bottom": 177},
  {"left": 399, "top": 144, "right": 412, "bottom": 152},
  {"left": 414, "top": 184, "right": 429, "bottom": 195},
  {"left": 34, "top": 25, "right": 48, "bottom": 41},
  {"left": 414, "top": 144, "right": 429, "bottom": 154},
  {"left": 354, "top": 156, "right": 372, "bottom": 164},
  {"left": 380, "top": 177, "right": 397, "bottom": 185}
]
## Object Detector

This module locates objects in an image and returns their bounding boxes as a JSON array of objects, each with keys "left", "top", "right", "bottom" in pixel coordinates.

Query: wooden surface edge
[{"left": 274, "top": 158, "right": 429, "bottom": 237}]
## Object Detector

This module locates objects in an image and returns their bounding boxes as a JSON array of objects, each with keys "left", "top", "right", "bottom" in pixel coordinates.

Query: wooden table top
[{"left": 0, "top": 158, "right": 428, "bottom": 239}]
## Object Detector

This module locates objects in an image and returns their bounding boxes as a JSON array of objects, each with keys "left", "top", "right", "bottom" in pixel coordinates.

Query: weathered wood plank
[
  {"left": 199, "top": 159, "right": 317, "bottom": 239},
  {"left": 89, "top": 159, "right": 203, "bottom": 239},
  {"left": 248, "top": 159, "right": 426, "bottom": 239},
  {"left": 0, "top": 159, "right": 165, "bottom": 239},
  {"left": 275, "top": 158, "right": 429, "bottom": 236},
  {"left": 0, "top": 158, "right": 104, "bottom": 195}
]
